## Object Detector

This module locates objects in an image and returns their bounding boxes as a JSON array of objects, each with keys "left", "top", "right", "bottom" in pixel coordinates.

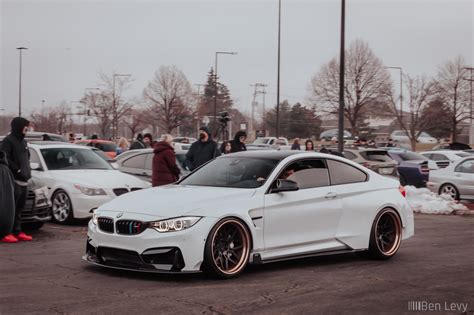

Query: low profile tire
[
  {"left": 22, "top": 222, "right": 44, "bottom": 230},
  {"left": 51, "top": 190, "right": 74, "bottom": 224},
  {"left": 439, "top": 184, "right": 459, "bottom": 201},
  {"left": 368, "top": 208, "right": 402, "bottom": 260},
  {"left": 203, "top": 218, "right": 251, "bottom": 279}
]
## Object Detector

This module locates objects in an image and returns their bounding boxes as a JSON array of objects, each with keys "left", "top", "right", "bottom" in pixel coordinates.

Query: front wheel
[
  {"left": 368, "top": 208, "right": 402, "bottom": 260},
  {"left": 203, "top": 218, "right": 251, "bottom": 279},
  {"left": 439, "top": 184, "right": 459, "bottom": 201},
  {"left": 51, "top": 190, "right": 74, "bottom": 224}
]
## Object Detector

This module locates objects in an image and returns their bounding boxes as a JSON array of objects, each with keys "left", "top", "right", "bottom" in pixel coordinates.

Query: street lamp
[
  {"left": 463, "top": 67, "right": 474, "bottom": 144},
  {"left": 113, "top": 74, "right": 131, "bottom": 139},
  {"left": 276, "top": 0, "right": 282, "bottom": 138},
  {"left": 337, "top": 0, "right": 345, "bottom": 153},
  {"left": 83, "top": 88, "right": 100, "bottom": 136},
  {"left": 16, "top": 47, "right": 28, "bottom": 117},
  {"left": 213, "top": 51, "right": 237, "bottom": 135},
  {"left": 386, "top": 66, "right": 404, "bottom": 120}
]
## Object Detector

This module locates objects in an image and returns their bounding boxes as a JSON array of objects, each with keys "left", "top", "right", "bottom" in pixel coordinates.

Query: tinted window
[
  {"left": 280, "top": 159, "right": 330, "bottom": 189},
  {"left": 123, "top": 154, "right": 147, "bottom": 169},
  {"left": 327, "top": 159, "right": 367, "bottom": 185},
  {"left": 343, "top": 151, "right": 358, "bottom": 160},
  {"left": 97, "top": 143, "right": 117, "bottom": 152},
  {"left": 360, "top": 151, "right": 393, "bottom": 162},
  {"left": 398, "top": 151, "right": 428, "bottom": 161},
  {"left": 455, "top": 159, "right": 474, "bottom": 173},
  {"left": 40, "top": 148, "right": 112, "bottom": 170},
  {"left": 430, "top": 154, "right": 448, "bottom": 161}
]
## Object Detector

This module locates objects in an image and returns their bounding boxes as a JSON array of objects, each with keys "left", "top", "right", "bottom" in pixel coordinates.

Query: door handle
[
  {"left": 455, "top": 173, "right": 461, "bottom": 177},
  {"left": 325, "top": 192, "right": 337, "bottom": 199}
]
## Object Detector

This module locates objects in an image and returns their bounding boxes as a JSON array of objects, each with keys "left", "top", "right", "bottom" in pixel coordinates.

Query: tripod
[{"left": 214, "top": 122, "right": 229, "bottom": 141}]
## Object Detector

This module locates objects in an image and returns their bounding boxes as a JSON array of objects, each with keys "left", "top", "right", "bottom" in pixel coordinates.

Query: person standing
[
  {"left": 185, "top": 126, "right": 220, "bottom": 171},
  {"left": 143, "top": 133, "right": 154, "bottom": 148},
  {"left": 130, "top": 134, "right": 146, "bottom": 150},
  {"left": 291, "top": 138, "right": 301, "bottom": 150},
  {"left": 305, "top": 139, "right": 314, "bottom": 151},
  {"left": 116, "top": 137, "right": 130, "bottom": 155},
  {"left": 220, "top": 141, "right": 232, "bottom": 154},
  {"left": 1, "top": 117, "right": 32, "bottom": 242},
  {"left": 229, "top": 130, "right": 247, "bottom": 153},
  {"left": 152, "top": 134, "right": 181, "bottom": 187},
  {"left": 0, "top": 151, "right": 15, "bottom": 242}
]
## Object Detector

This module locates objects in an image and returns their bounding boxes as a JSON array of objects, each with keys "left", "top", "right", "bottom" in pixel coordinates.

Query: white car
[
  {"left": 28, "top": 143, "right": 150, "bottom": 224},
  {"left": 420, "top": 150, "right": 473, "bottom": 169},
  {"left": 390, "top": 130, "right": 438, "bottom": 145},
  {"left": 427, "top": 157, "right": 474, "bottom": 200},
  {"left": 84, "top": 151, "right": 414, "bottom": 278}
]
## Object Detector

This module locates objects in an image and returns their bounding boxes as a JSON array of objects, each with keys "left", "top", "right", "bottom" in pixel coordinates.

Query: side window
[
  {"left": 123, "top": 154, "right": 147, "bottom": 169},
  {"left": 431, "top": 154, "right": 447, "bottom": 161},
  {"left": 343, "top": 151, "right": 357, "bottom": 160},
  {"left": 421, "top": 153, "right": 432, "bottom": 160},
  {"left": 455, "top": 160, "right": 474, "bottom": 173},
  {"left": 327, "top": 159, "right": 367, "bottom": 185},
  {"left": 279, "top": 159, "right": 330, "bottom": 189}
]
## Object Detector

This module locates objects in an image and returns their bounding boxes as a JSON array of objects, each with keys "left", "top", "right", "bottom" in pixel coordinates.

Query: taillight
[
  {"left": 399, "top": 185, "right": 406, "bottom": 197},
  {"left": 420, "top": 165, "right": 429, "bottom": 173}
]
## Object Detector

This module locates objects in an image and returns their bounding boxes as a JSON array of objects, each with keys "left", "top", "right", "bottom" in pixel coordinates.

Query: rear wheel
[
  {"left": 203, "top": 218, "right": 251, "bottom": 279},
  {"left": 368, "top": 208, "right": 402, "bottom": 260},
  {"left": 439, "top": 184, "right": 459, "bottom": 200},
  {"left": 51, "top": 190, "right": 74, "bottom": 224}
]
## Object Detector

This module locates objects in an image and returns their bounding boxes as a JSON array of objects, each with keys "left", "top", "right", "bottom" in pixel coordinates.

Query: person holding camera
[{"left": 184, "top": 126, "right": 221, "bottom": 171}]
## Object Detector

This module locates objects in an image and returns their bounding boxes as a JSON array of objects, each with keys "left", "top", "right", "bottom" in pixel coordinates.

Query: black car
[{"left": 21, "top": 177, "right": 52, "bottom": 230}]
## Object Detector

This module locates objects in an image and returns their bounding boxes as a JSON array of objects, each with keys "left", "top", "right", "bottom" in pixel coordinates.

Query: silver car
[{"left": 427, "top": 157, "right": 474, "bottom": 200}]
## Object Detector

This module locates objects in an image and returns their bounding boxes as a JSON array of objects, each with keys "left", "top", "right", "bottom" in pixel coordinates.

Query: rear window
[
  {"left": 360, "top": 151, "right": 393, "bottom": 162},
  {"left": 398, "top": 152, "right": 428, "bottom": 161},
  {"left": 456, "top": 152, "right": 472, "bottom": 158}
]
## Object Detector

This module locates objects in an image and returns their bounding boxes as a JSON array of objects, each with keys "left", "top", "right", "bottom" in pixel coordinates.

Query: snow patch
[{"left": 405, "top": 185, "right": 468, "bottom": 214}]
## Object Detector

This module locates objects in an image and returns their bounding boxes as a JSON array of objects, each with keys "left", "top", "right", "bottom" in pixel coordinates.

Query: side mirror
[
  {"left": 271, "top": 179, "right": 299, "bottom": 193},
  {"left": 30, "top": 162, "right": 42, "bottom": 171}
]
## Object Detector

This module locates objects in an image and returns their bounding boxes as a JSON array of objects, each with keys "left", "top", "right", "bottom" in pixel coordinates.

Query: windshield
[
  {"left": 398, "top": 151, "right": 428, "bottom": 161},
  {"left": 41, "top": 148, "right": 113, "bottom": 170},
  {"left": 180, "top": 157, "right": 279, "bottom": 188}
]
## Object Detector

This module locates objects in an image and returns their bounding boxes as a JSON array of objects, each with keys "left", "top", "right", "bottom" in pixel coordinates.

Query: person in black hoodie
[
  {"left": 0, "top": 151, "right": 15, "bottom": 241},
  {"left": 185, "top": 126, "right": 220, "bottom": 171},
  {"left": 229, "top": 130, "right": 247, "bottom": 153},
  {"left": 1, "top": 117, "right": 33, "bottom": 242}
]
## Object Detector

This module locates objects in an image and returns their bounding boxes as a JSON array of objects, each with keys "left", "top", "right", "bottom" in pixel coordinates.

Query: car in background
[
  {"left": 252, "top": 137, "right": 291, "bottom": 150},
  {"left": 28, "top": 143, "right": 150, "bottom": 224},
  {"left": 431, "top": 142, "right": 471, "bottom": 151},
  {"left": 386, "top": 150, "right": 438, "bottom": 187},
  {"left": 172, "top": 137, "right": 197, "bottom": 144},
  {"left": 427, "top": 157, "right": 474, "bottom": 200},
  {"left": 75, "top": 139, "right": 118, "bottom": 158},
  {"left": 245, "top": 144, "right": 276, "bottom": 151},
  {"left": 420, "top": 150, "right": 473, "bottom": 169},
  {"left": 21, "top": 177, "right": 52, "bottom": 231},
  {"left": 116, "top": 148, "right": 190, "bottom": 183},
  {"left": 343, "top": 148, "right": 398, "bottom": 177},
  {"left": 319, "top": 129, "right": 352, "bottom": 141},
  {"left": 390, "top": 130, "right": 438, "bottom": 145},
  {"left": 0, "top": 132, "right": 67, "bottom": 144},
  {"left": 91, "top": 147, "right": 118, "bottom": 169}
]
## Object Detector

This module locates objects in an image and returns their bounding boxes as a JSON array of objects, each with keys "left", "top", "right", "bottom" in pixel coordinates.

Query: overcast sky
[{"left": 1, "top": 0, "right": 472, "bottom": 121}]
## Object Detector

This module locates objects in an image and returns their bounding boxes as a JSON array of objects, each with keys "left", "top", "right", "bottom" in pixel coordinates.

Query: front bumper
[
  {"left": 71, "top": 193, "right": 113, "bottom": 219},
  {"left": 84, "top": 214, "right": 216, "bottom": 273}
]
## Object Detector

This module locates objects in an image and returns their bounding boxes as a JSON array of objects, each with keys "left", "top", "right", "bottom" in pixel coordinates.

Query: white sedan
[
  {"left": 29, "top": 143, "right": 150, "bottom": 224},
  {"left": 84, "top": 151, "right": 414, "bottom": 278}
]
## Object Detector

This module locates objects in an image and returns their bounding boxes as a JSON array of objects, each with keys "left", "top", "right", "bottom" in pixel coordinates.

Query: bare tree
[
  {"left": 143, "top": 65, "right": 194, "bottom": 134},
  {"left": 433, "top": 56, "right": 471, "bottom": 142},
  {"left": 122, "top": 107, "right": 149, "bottom": 138},
  {"left": 387, "top": 75, "right": 434, "bottom": 150},
  {"left": 84, "top": 92, "right": 112, "bottom": 137},
  {"left": 309, "top": 39, "right": 392, "bottom": 135}
]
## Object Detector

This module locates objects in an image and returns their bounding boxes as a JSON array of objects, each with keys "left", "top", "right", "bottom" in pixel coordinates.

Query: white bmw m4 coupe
[{"left": 84, "top": 151, "right": 414, "bottom": 278}]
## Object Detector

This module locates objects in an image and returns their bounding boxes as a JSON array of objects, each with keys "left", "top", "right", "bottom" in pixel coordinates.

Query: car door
[
  {"left": 263, "top": 159, "right": 343, "bottom": 257},
  {"left": 453, "top": 159, "right": 474, "bottom": 198},
  {"left": 119, "top": 153, "right": 148, "bottom": 180}
]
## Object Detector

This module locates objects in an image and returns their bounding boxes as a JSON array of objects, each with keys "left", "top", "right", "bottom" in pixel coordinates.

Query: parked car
[
  {"left": 319, "top": 129, "right": 352, "bottom": 141},
  {"left": 343, "top": 148, "right": 398, "bottom": 177},
  {"left": 28, "top": 143, "right": 150, "bottom": 224},
  {"left": 172, "top": 137, "right": 197, "bottom": 144},
  {"left": 386, "top": 150, "right": 437, "bottom": 187},
  {"left": 84, "top": 150, "right": 414, "bottom": 278},
  {"left": 91, "top": 147, "right": 118, "bottom": 169},
  {"left": 0, "top": 132, "right": 67, "bottom": 144},
  {"left": 21, "top": 177, "right": 52, "bottom": 231},
  {"left": 252, "top": 137, "right": 291, "bottom": 150},
  {"left": 75, "top": 139, "right": 118, "bottom": 158},
  {"left": 431, "top": 142, "right": 471, "bottom": 151},
  {"left": 390, "top": 130, "right": 438, "bottom": 145},
  {"left": 420, "top": 150, "right": 473, "bottom": 169},
  {"left": 427, "top": 157, "right": 474, "bottom": 200},
  {"left": 116, "top": 148, "right": 190, "bottom": 182}
]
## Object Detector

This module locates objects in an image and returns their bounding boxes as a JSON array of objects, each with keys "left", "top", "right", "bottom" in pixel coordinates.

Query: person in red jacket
[{"left": 152, "top": 134, "right": 181, "bottom": 187}]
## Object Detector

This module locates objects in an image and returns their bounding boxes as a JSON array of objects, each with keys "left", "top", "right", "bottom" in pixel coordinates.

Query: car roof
[
  {"left": 223, "top": 150, "right": 311, "bottom": 159},
  {"left": 29, "top": 142, "right": 92, "bottom": 149}
]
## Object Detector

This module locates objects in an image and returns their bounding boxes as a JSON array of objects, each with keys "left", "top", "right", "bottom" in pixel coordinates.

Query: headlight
[
  {"left": 149, "top": 216, "right": 201, "bottom": 233},
  {"left": 74, "top": 184, "right": 106, "bottom": 196},
  {"left": 92, "top": 211, "right": 98, "bottom": 225},
  {"left": 34, "top": 186, "right": 50, "bottom": 207}
]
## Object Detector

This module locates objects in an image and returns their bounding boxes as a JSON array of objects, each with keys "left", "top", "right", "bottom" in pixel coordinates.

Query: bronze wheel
[
  {"left": 368, "top": 208, "right": 402, "bottom": 259},
  {"left": 204, "top": 218, "right": 251, "bottom": 278}
]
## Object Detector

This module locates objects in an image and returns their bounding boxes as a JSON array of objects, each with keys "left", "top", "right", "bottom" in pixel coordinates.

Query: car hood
[
  {"left": 49, "top": 170, "right": 149, "bottom": 189},
  {"left": 98, "top": 185, "right": 257, "bottom": 218}
]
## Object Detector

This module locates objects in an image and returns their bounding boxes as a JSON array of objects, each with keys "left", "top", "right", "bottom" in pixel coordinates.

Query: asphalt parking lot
[{"left": 1, "top": 214, "right": 473, "bottom": 314}]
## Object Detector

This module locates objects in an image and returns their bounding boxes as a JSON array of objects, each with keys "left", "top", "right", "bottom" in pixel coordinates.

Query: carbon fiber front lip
[{"left": 81, "top": 254, "right": 200, "bottom": 274}]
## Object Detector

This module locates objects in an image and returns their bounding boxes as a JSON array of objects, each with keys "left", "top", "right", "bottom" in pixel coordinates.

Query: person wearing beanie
[
  {"left": 0, "top": 117, "right": 33, "bottom": 243},
  {"left": 130, "top": 133, "right": 146, "bottom": 150},
  {"left": 229, "top": 130, "right": 247, "bottom": 153},
  {"left": 184, "top": 126, "right": 221, "bottom": 171},
  {"left": 143, "top": 133, "right": 154, "bottom": 148}
]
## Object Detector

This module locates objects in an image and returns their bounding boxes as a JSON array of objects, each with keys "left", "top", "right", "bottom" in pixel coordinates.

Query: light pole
[
  {"left": 463, "top": 67, "right": 474, "bottom": 144},
  {"left": 113, "top": 74, "right": 131, "bottom": 139},
  {"left": 84, "top": 88, "right": 100, "bottom": 136},
  {"left": 386, "top": 66, "right": 404, "bottom": 121},
  {"left": 17, "top": 47, "right": 28, "bottom": 117},
  {"left": 41, "top": 100, "right": 45, "bottom": 114},
  {"left": 214, "top": 51, "right": 237, "bottom": 135},
  {"left": 337, "top": 0, "right": 345, "bottom": 153},
  {"left": 276, "top": 0, "right": 281, "bottom": 138}
]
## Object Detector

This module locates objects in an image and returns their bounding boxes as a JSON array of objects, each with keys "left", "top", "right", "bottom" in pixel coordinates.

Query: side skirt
[{"left": 251, "top": 248, "right": 366, "bottom": 265}]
